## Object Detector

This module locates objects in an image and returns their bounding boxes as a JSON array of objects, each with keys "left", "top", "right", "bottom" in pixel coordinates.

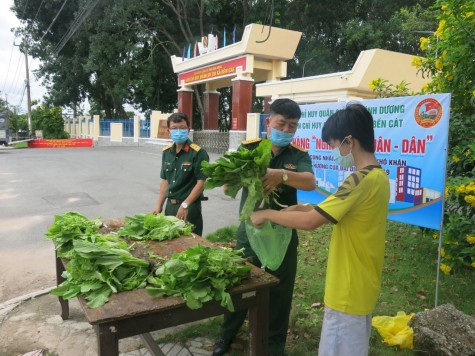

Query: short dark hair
[
  {"left": 322, "top": 103, "right": 375, "bottom": 153},
  {"left": 269, "top": 98, "right": 301, "bottom": 120},
  {"left": 167, "top": 112, "right": 190, "bottom": 128}
]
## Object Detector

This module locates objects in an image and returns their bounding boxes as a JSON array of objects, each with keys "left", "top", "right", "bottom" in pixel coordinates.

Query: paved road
[{"left": 0, "top": 146, "right": 240, "bottom": 303}]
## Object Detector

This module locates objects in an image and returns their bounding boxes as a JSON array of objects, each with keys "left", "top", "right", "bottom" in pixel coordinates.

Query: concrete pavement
[
  {"left": 0, "top": 145, "right": 241, "bottom": 355},
  {"left": 0, "top": 289, "right": 216, "bottom": 356}
]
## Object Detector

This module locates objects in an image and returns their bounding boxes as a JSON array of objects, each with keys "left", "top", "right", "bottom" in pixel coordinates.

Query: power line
[
  {"left": 2, "top": 0, "right": 32, "bottom": 93},
  {"left": 17, "top": 86, "right": 27, "bottom": 108},
  {"left": 256, "top": 0, "right": 274, "bottom": 44},
  {"left": 2, "top": 0, "right": 47, "bottom": 111},
  {"left": 19, "top": 0, "right": 31, "bottom": 20},
  {"left": 6, "top": 52, "right": 24, "bottom": 97},
  {"left": 33, "top": 0, "right": 46, "bottom": 23},
  {"left": 39, "top": 0, "right": 70, "bottom": 42},
  {"left": 1, "top": 44, "right": 16, "bottom": 93},
  {"left": 51, "top": 0, "right": 100, "bottom": 57},
  {"left": 3, "top": 0, "right": 100, "bottom": 112}
]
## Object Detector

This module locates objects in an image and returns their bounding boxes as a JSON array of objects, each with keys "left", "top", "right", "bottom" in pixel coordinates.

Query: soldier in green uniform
[
  {"left": 152, "top": 112, "right": 209, "bottom": 236},
  {"left": 213, "top": 99, "right": 316, "bottom": 356}
]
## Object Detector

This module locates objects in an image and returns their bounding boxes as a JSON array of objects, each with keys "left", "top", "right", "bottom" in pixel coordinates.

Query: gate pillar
[
  {"left": 231, "top": 77, "right": 254, "bottom": 131},
  {"left": 178, "top": 87, "right": 194, "bottom": 126},
  {"left": 204, "top": 90, "right": 220, "bottom": 130},
  {"left": 264, "top": 96, "right": 272, "bottom": 114}
]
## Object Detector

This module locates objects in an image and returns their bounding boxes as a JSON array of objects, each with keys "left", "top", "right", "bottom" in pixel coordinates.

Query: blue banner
[{"left": 295, "top": 94, "right": 451, "bottom": 230}]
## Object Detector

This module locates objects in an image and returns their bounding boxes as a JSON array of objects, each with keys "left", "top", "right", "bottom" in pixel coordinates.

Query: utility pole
[{"left": 23, "top": 43, "right": 33, "bottom": 137}]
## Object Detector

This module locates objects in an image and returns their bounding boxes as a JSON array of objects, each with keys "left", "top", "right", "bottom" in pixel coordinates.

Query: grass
[
  {"left": 9, "top": 141, "right": 28, "bottom": 148},
  {"left": 156, "top": 221, "right": 474, "bottom": 355}
]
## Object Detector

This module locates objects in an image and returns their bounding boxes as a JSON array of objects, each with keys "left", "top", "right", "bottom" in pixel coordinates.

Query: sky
[{"left": 0, "top": 0, "right": 46, "bottom": 114}]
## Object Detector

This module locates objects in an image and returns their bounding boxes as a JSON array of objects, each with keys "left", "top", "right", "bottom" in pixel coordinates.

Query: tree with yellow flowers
[
  {"left": 414, "top": 0, "right": 475, "bottom": 273},
  {"left": 371, "top": 0, "right": 475, "bottom": 273},
  {"left": 416, "top": 0, "right": 475, "bottom": 148}
]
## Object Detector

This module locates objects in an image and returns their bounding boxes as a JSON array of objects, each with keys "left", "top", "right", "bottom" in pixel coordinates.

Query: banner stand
[
  {"left": 435, "top": 229, "right": 444, "bottom": 307},
  {"left": 294, "top": 94, "right": 452, "bottom": 309}
]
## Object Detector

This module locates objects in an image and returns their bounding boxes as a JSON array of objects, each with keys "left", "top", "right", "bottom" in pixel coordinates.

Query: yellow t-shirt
[{"left": 316, "top": 165, "right": 390, "bottom": 315}]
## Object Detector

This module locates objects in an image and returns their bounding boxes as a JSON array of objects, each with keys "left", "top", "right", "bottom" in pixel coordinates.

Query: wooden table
[{"left": 55, "top": 235, "right": 279, "bottom": 355}]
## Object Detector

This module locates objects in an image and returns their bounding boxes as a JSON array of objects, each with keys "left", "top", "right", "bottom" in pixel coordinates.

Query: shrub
[{"left": 440, "top": 144, "right": 475, "bottom": 273}]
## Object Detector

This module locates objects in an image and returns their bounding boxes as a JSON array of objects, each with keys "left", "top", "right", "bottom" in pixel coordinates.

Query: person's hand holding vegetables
[{"left": 262, "top": 168, "right": 286, "bottom": 194}]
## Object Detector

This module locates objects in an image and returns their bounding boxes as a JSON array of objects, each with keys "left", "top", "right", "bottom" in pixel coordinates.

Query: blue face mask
[
  {"left": 270, "top": 127, "right": 294, "bottom": 147},
  {"left": 332, "top": 136, "right": 355, "bottom": 168},
  {"left": 170, "top": 129, "right": 189, "bottom": 144}
]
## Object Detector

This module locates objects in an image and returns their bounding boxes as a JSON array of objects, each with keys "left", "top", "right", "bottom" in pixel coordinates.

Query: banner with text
[
  {"left": 178, "top": 56, "right": 247, "bottom": 85},
  {"left": 28, "top": 139, "right": 94, "bottom": 148},
  {"left": 295, "top": 94, "right": 451, "bottom": 230}
]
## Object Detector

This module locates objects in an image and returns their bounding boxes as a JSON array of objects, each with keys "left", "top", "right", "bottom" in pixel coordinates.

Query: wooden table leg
[
  {"left": 140, "top": 333, "right": 166, "bottom": 356},
  {"left": 95, "top": 323, "right": 119, "bottom": 356},
  {"left": 55, "top": 251, "right": 69, "bottom": 320},
  {"left": 248, "top": 288, "right": 270, "bottom": 356}
]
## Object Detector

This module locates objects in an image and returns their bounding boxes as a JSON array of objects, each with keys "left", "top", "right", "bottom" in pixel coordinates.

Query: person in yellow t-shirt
[{"left": 250, "top": 103, "right": 390, "bottom": 356}]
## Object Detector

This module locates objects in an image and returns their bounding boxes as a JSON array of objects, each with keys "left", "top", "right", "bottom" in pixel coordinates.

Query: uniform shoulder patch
[
  {"left": 162, "top": 143, "right": 173, "bottom": 151},
  {"left": 242, "top": 138, "right": 262, "bottom": 145},
  {"left": 190, "top": 143, "right": 201, "bottom": 152},
  {"left": 291, "top": 143, "right": 308, "bottom": 152}
]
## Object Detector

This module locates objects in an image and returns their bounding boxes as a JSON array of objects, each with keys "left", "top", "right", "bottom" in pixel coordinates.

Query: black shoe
[{"left": 212, "top": 337, "right": 232, "bottom": 356}]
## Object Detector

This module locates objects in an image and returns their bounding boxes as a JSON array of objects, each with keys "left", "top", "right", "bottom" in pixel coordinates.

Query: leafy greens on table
[
  {"left": 51, "top": 235, "right": 150, "bottom": 308},
  {"left": 45, "top": 211, "right": 102, "bottom": 258},
  {"left": 118, "top": 213, "right": 193, "bottom": 241},
  {"left": 47, "top": 212, "right": 251, "bottom": 310},
  {"left": 147, "top": 244, "right": 251, "bottom": 312}
]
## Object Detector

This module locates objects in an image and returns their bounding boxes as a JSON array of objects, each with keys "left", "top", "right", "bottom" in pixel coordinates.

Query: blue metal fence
[
  {"left": 259, "top": 114, "right": 268, "bottom": 138},
  {"left": 100, "top": 119, "right": 134, "bottom": 137},
  {"left": 140, "top": 119, "right": 150, "bottom": 138}
]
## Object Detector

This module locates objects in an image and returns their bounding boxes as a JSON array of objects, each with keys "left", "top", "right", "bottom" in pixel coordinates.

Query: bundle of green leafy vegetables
[
  {"left": 45, "top": 211, "right": 102, "bottom": 258},
  {"left": 47, "top": 212, "right": 252, "bottom": 310},
  {"left": 51, "top": 233, "right": 150, "bottom": 308},
  {"left": 201, "top": 139, "right": 272, "bottom": 220},
  {"left": 118, "top": 213, "right": 193, "bottom": 241},
  {"left": 147, "top": 245, "right": 251, "bottom": 311}
]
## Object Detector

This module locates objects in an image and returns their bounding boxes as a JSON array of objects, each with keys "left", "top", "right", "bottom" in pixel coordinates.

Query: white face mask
[{"left": 332, "top": 136, "right": 354, "bottom": 168}]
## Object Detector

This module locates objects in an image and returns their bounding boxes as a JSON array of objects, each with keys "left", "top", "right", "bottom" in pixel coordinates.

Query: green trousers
[
  {"left": 218, "top": 230, "right": 298, "bottom": 356},
  {"left": 164, "top": 200, "right": 203, "bottom": 236}
]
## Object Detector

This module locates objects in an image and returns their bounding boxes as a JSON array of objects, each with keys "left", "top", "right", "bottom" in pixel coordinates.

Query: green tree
[
  {"left": 13, "top": 0, "right": 440, "bottom": 125},
  {"left": 12, "top": 0, "right": 258, "bottom": 124},
  {"left": 283, "top": 0, "right": 435, "bottom": 77},
  {"left": 415, "top": 0, "right": 475, "bottom": 148},
  {"left": 32, "top": 103, "right": 68, "bottom": 139},
  {"left": 410, "top": 0, "right": 475, "bottom": 273},
  {"left": 0, "top": 98, "right": 28, "bottom": 134},
  {"left": 8, "top": 113, "right": 28, "bottom": 134}
]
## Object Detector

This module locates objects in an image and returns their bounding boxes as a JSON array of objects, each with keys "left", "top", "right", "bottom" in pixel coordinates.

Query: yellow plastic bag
[{"left": 372, "top": 311, "right": 415, "bottom": 349}]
